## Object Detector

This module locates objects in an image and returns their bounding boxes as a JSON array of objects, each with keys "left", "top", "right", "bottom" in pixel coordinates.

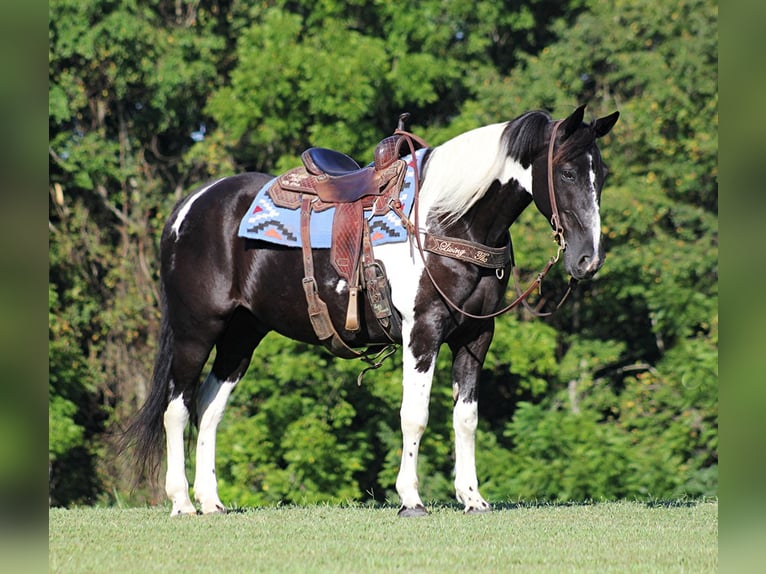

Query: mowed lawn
[{"left": 49, "top": 501, "right": 717, "bottom": 573}]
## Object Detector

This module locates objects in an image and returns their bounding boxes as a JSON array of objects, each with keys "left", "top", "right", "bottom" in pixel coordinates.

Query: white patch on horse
[
  {"left": 374, "top": 239, "right": 425, "bottom": 325},
  {"left": 587, "top": 153, "right": 602, "bottom": 270},
  {"left": 171, "top": 178, "right": 225, "bottom": 239},
  {"left": 374, "top": 239, "right": 434, "bottom": 512},
  {"left": 335, "top": 279, "right": 347, "bottom": 294},
  {"left": 501, "top": 155, "right": 533, "bottom": 196},
  {"left": 194, "top": 373, "right": 238, "bottom": 514},
  {"left": 163, "top": 395, "right": 196, "bottom": 515},
  {"left": 420, "top": 123, "right": 531, "bottom": 222}
]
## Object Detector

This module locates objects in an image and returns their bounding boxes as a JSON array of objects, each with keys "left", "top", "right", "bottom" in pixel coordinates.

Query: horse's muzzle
[{"left": 567, "top": 249, "right": 604, "bottom": 281}]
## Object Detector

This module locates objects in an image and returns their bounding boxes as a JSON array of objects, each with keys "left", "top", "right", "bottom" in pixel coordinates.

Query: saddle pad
[{"left": 237, "top": 149, "right": 426, "bottom": 248}]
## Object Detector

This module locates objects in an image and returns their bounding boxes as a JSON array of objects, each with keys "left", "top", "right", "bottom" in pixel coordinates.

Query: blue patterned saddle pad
[{"left": 237, "top": 149, "right": 425, "bottom": 248}]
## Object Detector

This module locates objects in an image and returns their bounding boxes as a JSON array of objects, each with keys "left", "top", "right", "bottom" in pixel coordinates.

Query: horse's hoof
[
  {"left": 170, "top": 508, "right": 198, "bottom": 517},
  {"left": 169, "top": 499, "right": 199, "bottom": 516},
  {"left": 398, "top": 505, "right": 429, "bottom": 517},
  {"left": 464, "top": 503, "right": 492, "bottom": 515},
  {"left": 201, "top": 503, "right": 227, "bottom": 515}
]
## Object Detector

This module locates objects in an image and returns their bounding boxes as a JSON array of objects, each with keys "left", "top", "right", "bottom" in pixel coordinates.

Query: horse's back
[{"left": 164, "top": 173, "right": 273, "bottom": 244}]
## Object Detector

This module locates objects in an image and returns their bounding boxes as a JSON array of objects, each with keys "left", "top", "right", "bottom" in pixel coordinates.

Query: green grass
[{"left": 49, "top": 501, "right": 717, "bottom": 573}]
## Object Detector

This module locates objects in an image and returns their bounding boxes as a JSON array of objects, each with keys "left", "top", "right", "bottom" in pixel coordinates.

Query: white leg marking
[
  {"left": 193, "top": 373, "right": 238, "bottom": 514},
  {"left": 163, "top": 396, "right": 196, "bottom": 516},
  {"left": 453, "top": 399, "right": 491, "bottom": 512},
  {"left": 395, "top": 335, "right": 436, "bottom": 511},
  {"left": 376, "top": 227, "right": 436, "bottom": 512},
  {"left": 171, "top": 178, "right": 225, "bottom": 238}
]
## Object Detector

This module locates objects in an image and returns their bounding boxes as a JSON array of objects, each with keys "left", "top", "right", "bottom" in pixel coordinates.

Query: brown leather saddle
[{"left": 267, "top": 114, "right": 426, "bottom": 358}]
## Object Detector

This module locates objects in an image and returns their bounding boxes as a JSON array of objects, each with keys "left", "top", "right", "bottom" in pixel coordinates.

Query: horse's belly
[{"left": 243, "top": 244, "right": 415, "bottom": 348}]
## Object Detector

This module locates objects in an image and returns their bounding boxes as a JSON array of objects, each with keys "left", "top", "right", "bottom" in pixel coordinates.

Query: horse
[{"left": 126, "top": 104, "right": 619, "bottom": 516}]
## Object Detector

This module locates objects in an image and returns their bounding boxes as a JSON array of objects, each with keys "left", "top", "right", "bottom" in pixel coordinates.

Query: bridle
[
  {"left": 391, "top": 118, "right": 576, "bottom": 320},
  {"left": 546, "top": 119, "right": 567, "bottom": 256}
]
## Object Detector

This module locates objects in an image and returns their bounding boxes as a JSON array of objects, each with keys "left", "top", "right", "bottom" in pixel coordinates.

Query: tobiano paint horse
[{"left": 126, "top": 104, "right": 618, "bottom": 516}]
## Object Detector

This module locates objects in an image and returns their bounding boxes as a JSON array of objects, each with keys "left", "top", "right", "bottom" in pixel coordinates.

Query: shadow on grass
[
  {"left": 492, "top": 498, "right": 713, "bottom": 510},
  {"left": 221, "top": 497, "right": 714, "bottom": 515}
]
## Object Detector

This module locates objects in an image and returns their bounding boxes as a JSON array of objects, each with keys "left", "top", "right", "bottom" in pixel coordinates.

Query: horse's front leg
[
  {"left": 395, "top": 333, "right": 438, "bottom": 517},
  {"left": 449, "top": 328, "right": 494, "bottom": 513}
]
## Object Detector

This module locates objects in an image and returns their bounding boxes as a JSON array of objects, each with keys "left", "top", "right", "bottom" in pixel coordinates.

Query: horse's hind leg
[
  {"left": 193, "top": 309, "right": 265, "bottom": 514},
  {"left": 164, "top": 395, "right": 196, "bottom": 515},
  {"left": 164, "top": 336, "right": 216, "bottom": 516},
  {"left": 449, "top": 329, "right": 494, "bottom": 513}
]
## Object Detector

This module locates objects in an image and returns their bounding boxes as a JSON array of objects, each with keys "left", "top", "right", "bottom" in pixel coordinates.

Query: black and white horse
[{"left": 127, "top": 105, "right": 618, "bottom": 516}]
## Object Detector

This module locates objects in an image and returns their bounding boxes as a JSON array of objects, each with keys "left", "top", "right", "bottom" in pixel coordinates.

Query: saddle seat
[
  {"left": 300, "top": 148, "right": 378, "bottom": 204},
  {"left": 302, "top": 148, "right": 363, "bottom": 176}
]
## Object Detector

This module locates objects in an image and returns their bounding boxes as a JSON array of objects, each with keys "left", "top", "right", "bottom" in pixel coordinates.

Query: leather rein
[{"left": 392, "top": 119, "right": 576, "bottom": 320}]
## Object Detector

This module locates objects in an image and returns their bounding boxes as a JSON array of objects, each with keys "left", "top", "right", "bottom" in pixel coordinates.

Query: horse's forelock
[{"left": 554, "top": 122, "right": 599, "bottom": 165}]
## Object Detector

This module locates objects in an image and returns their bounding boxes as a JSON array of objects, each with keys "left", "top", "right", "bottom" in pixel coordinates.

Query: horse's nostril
[{"left": 575, "top": 253, "right": 601, "bottom": 278}]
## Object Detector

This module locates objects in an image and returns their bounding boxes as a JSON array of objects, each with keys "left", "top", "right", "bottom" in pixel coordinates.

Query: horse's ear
[
  {"left": 593, "top": 111, "right": 620, "bottom": 138},
  {"left": 560, "top": 104, "right": 587, "bottom": 139}
]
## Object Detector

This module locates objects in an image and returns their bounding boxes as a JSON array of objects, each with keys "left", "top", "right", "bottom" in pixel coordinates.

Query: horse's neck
[
  {"left": 419, "top": 123, "right": 516, "bottom": 222},
  {"left": 430, "top": 180, "right": 533, "bottom": 248}
]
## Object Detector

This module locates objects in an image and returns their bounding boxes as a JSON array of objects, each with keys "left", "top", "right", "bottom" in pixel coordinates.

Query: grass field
[{"left": 49, "top": 501, "right": 717, "bottom": 573}]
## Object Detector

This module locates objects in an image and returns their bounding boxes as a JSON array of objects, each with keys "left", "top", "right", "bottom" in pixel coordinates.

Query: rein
[{"left": 393, "top": 120, "right": 575, "bottom": 320}]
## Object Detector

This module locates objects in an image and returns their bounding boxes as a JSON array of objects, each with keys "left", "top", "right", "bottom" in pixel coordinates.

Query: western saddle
[{"left": 268, "top": 114, "right": 426, "bottom": 359}]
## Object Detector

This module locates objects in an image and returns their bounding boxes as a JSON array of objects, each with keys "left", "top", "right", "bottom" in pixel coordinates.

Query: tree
[{"left": 199, "top": 0, "right": 585, "bottom": 173}]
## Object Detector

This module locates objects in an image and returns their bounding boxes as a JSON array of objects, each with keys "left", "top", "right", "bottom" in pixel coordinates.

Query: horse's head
[{"left": 531, "top": 105, "right": 619, "bottom": 281}]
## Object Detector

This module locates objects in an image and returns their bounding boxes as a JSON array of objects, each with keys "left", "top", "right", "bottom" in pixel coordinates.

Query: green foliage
[
  {"left": 48, "top": 283, "right": 90, "bottom": 458},
  {"left": 49, "top": 0, "right": 717, "bottom": 507},
  {"left": 201, "top": 0, "right": 585, "bottom": 172},
  {"left": 485, "top": 315, "right": 560, "bottom": 397},
  {"left": 49, "top": 395, "right": 83, "bottom": 460},
  {"left": 48, "top": 282, "right": 104, "bottom": 505},
  {"left": 215, "top": 335, "right": 372, "bottom": 505}
]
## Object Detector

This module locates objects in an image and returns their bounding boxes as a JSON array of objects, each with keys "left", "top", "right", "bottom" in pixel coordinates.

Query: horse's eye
[{"left": 561, "top": 169, "right": 576, "bottom": 182}]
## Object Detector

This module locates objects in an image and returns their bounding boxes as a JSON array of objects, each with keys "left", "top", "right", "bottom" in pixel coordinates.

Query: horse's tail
[{"left": 122, "top": 288, "right": 174, "bottom": 482}]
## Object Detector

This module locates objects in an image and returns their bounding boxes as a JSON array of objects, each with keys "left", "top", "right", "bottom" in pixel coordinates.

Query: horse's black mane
[
  {"left": 502, "top": 110, "right": 551, "bottom": 168},
  {"left": 503, "top": 109, "right": 598, "bottom": 168}
]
